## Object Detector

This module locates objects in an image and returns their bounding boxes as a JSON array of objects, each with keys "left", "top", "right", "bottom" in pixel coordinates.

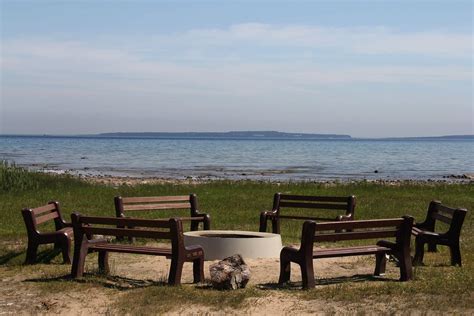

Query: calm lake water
[{"left": 0, "top": 136, "right": 473, "bottom": 181}]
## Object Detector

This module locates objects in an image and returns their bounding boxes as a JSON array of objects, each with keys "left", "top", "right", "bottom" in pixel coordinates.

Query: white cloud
[
  {"left": 1, "top": 23, "right": 472, "bottom": 135},
  {"left": 2, "top": 37, "right": 471, "bottom": 95},
  {"left": 169, "top": 23, "right": 473, "bottom": 58}
]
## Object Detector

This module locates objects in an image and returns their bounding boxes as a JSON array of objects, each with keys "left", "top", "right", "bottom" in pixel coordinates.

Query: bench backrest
[
  {"left": 22, "top": 201, "right": 66, "bottom": 236},
  {"left": 273, "top": 193, "right": 356, "bottom": 220},
  {"left": 299, "top": 216, "right": 414, "bottom": 255},
  {"left": 421, "top": 201, "right": 467, "bottom": 238},
  {"left": 71, "top": 213, "right": 185, "bottom": 251},
  {"left": 115, "top": 194, "right": 199, "bottom": 218},
  {"left": 268, "top": 193, "right": 356, "bottom": 234}
]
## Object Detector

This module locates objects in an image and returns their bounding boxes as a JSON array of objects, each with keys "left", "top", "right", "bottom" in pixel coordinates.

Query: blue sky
[{"left": 1, "top": 0, "right": 472, "bottom": 137}]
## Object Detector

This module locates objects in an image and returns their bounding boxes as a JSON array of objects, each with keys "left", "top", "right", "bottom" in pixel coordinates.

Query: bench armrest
[
  {"left": 415, "top": 229, "right": 439, "bottom": 237},
  {"left": 261, "top": 210, "right": 278, "bottom": 220},
  {"left": 180, "top": 214, "right": 211, "bottom": 230},
  {"left": 259, "top": 210, "right": 277, "bottom": 232},
  {"left": 61, "top": 221, "right": 73, "bottom": 228},
  {"left": 87, "top": 237, "right": 109, "bottom": 244},
  {"left": 414, "top": 221, "right": 431, "bottom": 231},
  {"left": 376, "top": 240, "right": 397, "bottom": 250},
  {"left": 336, "top": 214, "right": 352, "bottom": 221}
]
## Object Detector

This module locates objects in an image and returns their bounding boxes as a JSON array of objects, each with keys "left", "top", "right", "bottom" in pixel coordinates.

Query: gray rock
[{"left": 209, "top": 254, "right": 251, "bottom": 290}]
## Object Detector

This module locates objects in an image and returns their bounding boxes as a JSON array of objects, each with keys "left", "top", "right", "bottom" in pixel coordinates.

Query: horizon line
[{"left": 0, "top": 131, "right": 473, "bottom": 140}]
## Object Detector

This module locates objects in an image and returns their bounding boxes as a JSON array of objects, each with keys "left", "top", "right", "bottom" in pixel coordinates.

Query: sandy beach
[{"left": 0, "top": 242, "right": 415, "bottom": 315}]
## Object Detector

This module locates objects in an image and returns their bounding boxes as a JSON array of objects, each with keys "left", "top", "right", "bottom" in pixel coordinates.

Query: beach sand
[{"left": 0, "top": 243, "right": 412, "bottom": 315}]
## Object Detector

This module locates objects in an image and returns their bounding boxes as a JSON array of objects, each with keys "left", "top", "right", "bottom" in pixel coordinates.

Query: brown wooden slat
[
  {"left": 79, "top": 216, "right": 171, "bottom": 228},
  {"left": 35, "top": 211, "right": 59, "bottom": 224},
  {"left": 89, "top": 243, "right": 172, "bottom": 255},
  {"left": 280, "top": 195, "right": 350, "bottom": 203},
  {"left": 315, "top": 218, "right": 403, "bottom": 231},
  {"left": 83, "top": 227, "right": 172, "bottom": 239},
  {"left": 412, "top": 227, "right": 422, "bottom": 236},
  {"left": 123, "top": 203, "right": 191, "bottom": 211},
  {"left": 274, "top": 215, "right": 339, "bottom": 221},
  {"left": 122, "top": 196, "right": 189, "bottom": 203},
  {"left": 175, "top": 216, "right": 206, "bottom": 221},
  {"left": 279, "top": 202, "right": 348, "bottom": 210},
  {"left": 314, "top": 229, "right": 398, "bottom": 242},
  {"left": 432, "top": 212, "right": 452, "bottom": 224},
  {"left": 313, "top": 246, "right": 391, "bottom": 258},
  {"left": 315, "top": 245, "right": 388, "bottom": 252},
  {"left": 31, "top": 203, "right": 56, "bottom": 215},
  {"left": 437, "top": 205, "right": 456, "bottom": 216}
]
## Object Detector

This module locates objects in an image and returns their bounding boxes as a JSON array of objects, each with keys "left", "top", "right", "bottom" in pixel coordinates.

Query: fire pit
[{"left": 183, "top": 230, "right": 282, "bottom": 260}]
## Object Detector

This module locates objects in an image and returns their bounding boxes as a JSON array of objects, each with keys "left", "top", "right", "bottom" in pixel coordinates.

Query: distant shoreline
[{"left": 0, "top": 133, "right": 473, "bottom": 141}]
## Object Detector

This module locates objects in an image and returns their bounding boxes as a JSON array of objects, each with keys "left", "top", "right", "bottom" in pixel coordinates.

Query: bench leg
[
  {"left": 58, "top": 235, "right": 72, "bottom": 264},
  {"left": 374, "top": 253, "right": 387, "bottom": 276},
  {"left": 98, "top": 251, "right": 109, "bottom": 274},
  {"left": 449, "top": 243, "right": 462, "bottom": 266},
  {"left": 168, "top": 258, "right": 184, "bottom": 285},
  {"left": 412, "top": 238, "right": 425, "bottom": 266},
  {"left": 192, "top": 257, "right": 204, "bottom": 283},
  {"left": 25, "top": 241, "right": 39, "bottom": 264},
  {"left": 71, "top": 244, "right": 88, "bottom": 278},
  {"left": 300, "top": 258, "right": 315, "bottom": 289},
  {"left": 278, "top": 256, "right": 291, "bottom": 285},
  {"left": 428, "top": 242, "right": 437, "bottom": 252},
  {"left": 398, "top": 251, "right": 413, "bottom": 281}
]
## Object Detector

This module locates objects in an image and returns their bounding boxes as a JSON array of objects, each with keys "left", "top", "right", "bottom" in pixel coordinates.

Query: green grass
[{"left": 0, "top": 164, "right": 473, "bottom": 313}]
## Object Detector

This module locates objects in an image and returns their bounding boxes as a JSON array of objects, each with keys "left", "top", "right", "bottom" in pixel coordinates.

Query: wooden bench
[
  {"left": 115, "top": 194, "right": 211, "bottom": 232},
  {"left": 412, "top": 201, "right": 467, "bottom": 266},
  {"left": 278, "top": 216, "right": 414, "bottom": 289},
  {"left": 70, "top": 213, "right": 204, "bottom": 285},
  {"left": 21, "top": 201, "right": 73, "bottom": 264},
  {"left": 259, "top": 193, "right": 356, "bottom": 234}
]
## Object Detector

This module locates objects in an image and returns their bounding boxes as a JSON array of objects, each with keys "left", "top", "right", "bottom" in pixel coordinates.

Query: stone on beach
[{"left": 209, "top": 254, "right": 251, "bottom": 290}]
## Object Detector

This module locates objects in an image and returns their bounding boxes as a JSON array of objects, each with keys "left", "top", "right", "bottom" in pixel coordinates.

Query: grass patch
[{"left": 298, "top": 263, "right": 473, "bottom": 311}]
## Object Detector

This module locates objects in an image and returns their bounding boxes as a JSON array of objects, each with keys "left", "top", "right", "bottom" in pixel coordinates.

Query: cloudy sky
[{"left": 1, "top": 0, "right": 472, "bottom": 137}]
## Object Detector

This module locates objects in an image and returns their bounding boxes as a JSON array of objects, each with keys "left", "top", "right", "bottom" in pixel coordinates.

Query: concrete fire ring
[{"left": 183, "top": 230, "right": 283, "bottom": 261}]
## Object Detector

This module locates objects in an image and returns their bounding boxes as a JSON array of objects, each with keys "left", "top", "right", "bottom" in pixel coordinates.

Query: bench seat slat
[
  {"left": 89, "top": 243, "right": 172, "bottom": 256},
  {"left": 279, "top": 202, "right": 348, "bottom": 210},
  {"left": 412, "top": 227, "right": 422, "bottom": 236},
  {"left": 314, "top": 229, "right": 398, "bottom": 242},
  {"left": 313, "top": 245, "right": 392, "bottom": 258},
  {"left": 31, "top": 203, "right": 57, "bottom": 215},
  {"left": 123, "top": 203, "right": 191, "bottom": 211},
  {"left": 413, "top": 229, "right": 440, "bottom": 238},
  {"left": 175, "top": 216, "right": 207, "bottom": 221},
  {"left": 122, "top": 196, "right": 189, "bottom": 203},
  {"left": 35, "top": 211, "right": 59, "bottom": 224},
  {"left": 412, "top": 227, "right": 440, "bottom": 238},
  {"left": 79, "top": 216, "right": 171, "bottom": 228},
  {"left": 83, "top": 227, "right": 172, "bottom": 239}
]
